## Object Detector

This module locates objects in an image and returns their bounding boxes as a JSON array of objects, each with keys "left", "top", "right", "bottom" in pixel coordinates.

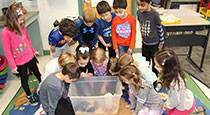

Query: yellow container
[{"left": 160, "top": 15, "right": 181, "bottom": 25}]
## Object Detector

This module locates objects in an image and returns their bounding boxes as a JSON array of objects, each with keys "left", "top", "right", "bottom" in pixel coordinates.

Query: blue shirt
[
  {"left": 48, "top": 27, "right": 66, "bottom": 47},
  {"left": 74, "top": 16, "right": 100, "bottom": 47},
  {"left": 98, "top": 12, "right": 116, "bottom": 43}
]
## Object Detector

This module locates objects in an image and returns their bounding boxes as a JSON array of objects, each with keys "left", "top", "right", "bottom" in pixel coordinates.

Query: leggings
[{"left": 17, "top": 56, "right": 41, "bottom": 96}]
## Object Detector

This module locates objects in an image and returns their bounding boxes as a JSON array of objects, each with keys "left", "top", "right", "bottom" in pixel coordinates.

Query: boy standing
[
  {"left": 74, "top": 8, "right": 99, "bottom": 50},
  {"left": 112, "top": 0, "right": 136, "bottom": 57},
  {"left": 96, "top": 1, "right": 116, "bottom": 58},
  {"left": 48, "top": 18, "right": 78, "bottom": 58},
  {"left": 39, "top": 63, "right": 81, "bottom": 115},
  {"left": 137, "top": 0, "right": 164, "bottom": 75}
]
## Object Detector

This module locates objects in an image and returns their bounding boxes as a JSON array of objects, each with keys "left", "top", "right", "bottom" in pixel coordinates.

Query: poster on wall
[{"left": 91, "top": 0, "right": 114, "bottom": 7}]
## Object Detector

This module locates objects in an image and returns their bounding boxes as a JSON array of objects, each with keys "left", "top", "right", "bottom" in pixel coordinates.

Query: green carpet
[
  {"left": 2, "top": 75, "right": 39, "bottom": 115},
  {"left": 185, "top": 73, "right": 210, "bottom": 109}
]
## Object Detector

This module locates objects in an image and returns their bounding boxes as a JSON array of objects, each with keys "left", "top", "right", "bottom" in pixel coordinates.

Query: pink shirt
[{"left": 1, "top": 26, "right": 36, "bottom": 70}]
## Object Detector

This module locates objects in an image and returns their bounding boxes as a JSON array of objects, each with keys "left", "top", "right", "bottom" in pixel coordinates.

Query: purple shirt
[{"left": 90, "top": 58, "right": 109, "bottom": 76}]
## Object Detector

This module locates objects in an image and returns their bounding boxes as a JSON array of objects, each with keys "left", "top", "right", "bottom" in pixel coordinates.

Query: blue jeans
[{"left": 118, "top": 45, "right": 129, "bottom": 55}]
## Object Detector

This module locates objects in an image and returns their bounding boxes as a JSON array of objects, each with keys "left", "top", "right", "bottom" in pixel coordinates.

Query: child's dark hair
[
  {"left": 62, "top": 62, "right": 81, "bottom": 80},
  {"left": 154, "top": 50, "right": 186, "bottom": 90},
  {"left": 96, "top": 1, "right": 111, "bottom": 14},
  {"left": 113, "top": 0, "right": 127, "bottom": 9},
  {"left": 107, "top": 58, "right": 120, "bottom": 76},
  {"left": 59, "top": 18, "right": 78, "bottom": 38},
  {"left": 138, "top": 0, "right": 152, "bottom": 3},
  {"left": 75, "top": 44, "right": 90, "bottom": 61},
  {"left": 4, "top": 2, "right": 27, "bottom": 35},
  {"left": 118, "top": 65, "right": 143, "bottom": 91}
]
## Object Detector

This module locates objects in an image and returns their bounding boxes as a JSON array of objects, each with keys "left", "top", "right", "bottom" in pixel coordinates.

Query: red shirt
[{"left": 111, "top": 14, "right": 136, "bottom": 50}]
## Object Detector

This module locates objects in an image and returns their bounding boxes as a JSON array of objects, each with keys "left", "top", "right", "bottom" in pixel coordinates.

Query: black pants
[
  {"left": 17, "top": 56, "right": 41, "bottom": 96},
  {"left": 142, "top": 42, "right": 159, "bottom": 76},
  {"left": 55, "top": 97, "right": 75, "bottom": 115},
  {"left": 98, "top": 41, "right": 116, "bottom": 58}
]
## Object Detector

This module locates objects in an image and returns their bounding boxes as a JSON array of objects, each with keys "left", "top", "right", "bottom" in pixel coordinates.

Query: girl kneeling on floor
[{"left": 119, "top": 65, "right": 163, "bottom": 115}]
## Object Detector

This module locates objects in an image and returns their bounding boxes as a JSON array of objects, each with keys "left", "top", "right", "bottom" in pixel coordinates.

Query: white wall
[{"left": 37, "top": 0, "right": 79, "bottom": 50}]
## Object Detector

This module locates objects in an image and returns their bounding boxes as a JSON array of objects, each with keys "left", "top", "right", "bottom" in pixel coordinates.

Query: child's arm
[
  {"left": 90, "top": 19, "right": 100, "bottom": 47},
  {"left": 165, "top": 85, "right": 181, "bottom": 110},
  {"left": 111, "top": 20, "right": 119, "bottom": 56},
  {"left": 155, "top": 13, "right": 164, "bottom": 50},
  {"left": 134, "top": 87, "right": 150, "bottom": 114},
  {"left": 98, "top": 35, "right": 112, "bottom": 47},
  {"left": 128, "top": 16, "right": 136, "bottom": 54},
  {"left": 98, "top": 20, "right": 112, "bottom": 47},
  {"left": 129, "top": 88, "right": 137, "bottom": 110},
  {"left": 50, "top": 45, "right": 56, "bottom": 53},
  {"left": 1, "top": 30, "right": 17, "bottom": 70},
  {"left": 74, "top": 17, "right": 86, "bottom": 45}
]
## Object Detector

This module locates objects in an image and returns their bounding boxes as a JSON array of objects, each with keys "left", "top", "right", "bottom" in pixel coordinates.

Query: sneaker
[
  {"left": 27, "top": 95, "right": 39, "bottom": 106},
  {"left": 191, "top": 106, "right": 206, "bottom": 115}
]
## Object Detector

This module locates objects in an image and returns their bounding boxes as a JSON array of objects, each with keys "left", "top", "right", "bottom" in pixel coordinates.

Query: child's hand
[
  {"left": 163, "top": 102, "right": 170, "bottom": 111},
  {"left": 12, "top": 67, "right": 19, "bottom": 74},
  {"left": 115, "top": 49, "right": 119, "bottom": 56},
  {"left": 127, "top": 48, "right": 133, "bottom": 54},
  {"left": 80, "top": 72, "right": 93, "bottom": 77},
  {"left": 122, "top": 86, "right": 125, "bottom": 90},
  {"left": 130, "top": 110, "right": 135, "bottom": 115},
  {"left": 158, "top": 44, "right": 163, "bottom": 50},
  {"left": 105, "top": 43, "right": 112, "bottom": 47},
  {"left": 35, "top": 51, "right": 40, "bottom": 56},
  {"left": 100, "top": 85, "right": 106, "bottom": 95}
]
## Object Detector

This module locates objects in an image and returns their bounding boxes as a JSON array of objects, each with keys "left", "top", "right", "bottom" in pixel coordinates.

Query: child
[
  {"left": 136, "top": 0, "right": 164, "bottom": 75},
  {"left": 90, "top": 48, "right": 109, "bottom": 76},
  {"left": 41, "top": 51, "right": 76, "bottom": 82},
  {"left": 48, "top": 18, "right": 78, "bottom": 58},
  {"left": 100, "top": 57, "right": 119, "bottom": 94},
  {"left": 39, "top": 63, "right": 81, "bottom": 115},
  {"left": 107, "top": 57, "right": 119, "bottom": 76},
  {"left": 96, "top": 1, "right": 116, "bottom": 58},
  {"left": 74, "top": 8, "right": 99, "bottom": 50},
  {"left": 154, "top": 50, "right": 195, "bottom": 115},
  {"left": 112, "top": 0, "right": 136, "bottom": 56},
  {"left": 118, "top": 53, "right": 157, "bottom": 84},
  {"left": 118, "top": 65, "right": 163, "bottom": 115},
  {"left": 76, "top": 44, "right": 94, "bottom": 77},
  {"left": 1, "top": 2, "right": 41, "bottom": 106}
]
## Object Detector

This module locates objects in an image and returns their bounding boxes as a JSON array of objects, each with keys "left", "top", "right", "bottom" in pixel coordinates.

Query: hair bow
[
  {"left": 16, "top": 8, "right": 23, "bottom": 16},
  {"left": 79, "top": 47, "right": 89, "bottom": 54}
]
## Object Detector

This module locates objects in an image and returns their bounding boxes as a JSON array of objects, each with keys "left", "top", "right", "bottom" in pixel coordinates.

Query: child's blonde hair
[
  {"left": 91, "top": 48, "right": 107, "bottom": 63},
  {"left": 118, "top": 65, "right": 143, "bottom": 91},
  {"left": 83, "top": 8, "right": 96, "bottom": 23},
  {"left": 118, "top": 53, "right": 138, "bottom": 69},
  {"left": 58, "top": 51, "right": 76, "bottom": 67},
  {"left": 4, "top": 2, "right": 27, "bottom": 35}
]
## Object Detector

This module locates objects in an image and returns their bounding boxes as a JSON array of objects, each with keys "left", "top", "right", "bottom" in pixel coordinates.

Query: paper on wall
[{"left": 91, "top": 0, "right": 114, "bottom": 7}]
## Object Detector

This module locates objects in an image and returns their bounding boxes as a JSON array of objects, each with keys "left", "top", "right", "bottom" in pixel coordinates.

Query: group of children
[{"left": 1, "top": 0, "right": 196, "bottom": 115}]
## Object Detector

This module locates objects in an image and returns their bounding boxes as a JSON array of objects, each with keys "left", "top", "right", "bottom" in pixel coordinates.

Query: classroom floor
[
  {"left": 1, "top": 22, "right": 210, "bottom": 114},
  {"left": 1, "top": 51, "right": 210, "bottom": 114}
]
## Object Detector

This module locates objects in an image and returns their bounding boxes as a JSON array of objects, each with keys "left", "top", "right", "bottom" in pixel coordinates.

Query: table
[{"left": 158, "top": 9, "right": 210, "bottom": 72}]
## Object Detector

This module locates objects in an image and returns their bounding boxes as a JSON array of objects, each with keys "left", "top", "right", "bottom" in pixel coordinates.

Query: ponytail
[{"left": 118, "top": 65, "right": 143, "bottom": 92}]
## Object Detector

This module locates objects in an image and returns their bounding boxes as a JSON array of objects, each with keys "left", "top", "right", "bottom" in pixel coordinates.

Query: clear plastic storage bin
[{"left": 68, "top": 76, "right": 122, "bottom": 115}]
